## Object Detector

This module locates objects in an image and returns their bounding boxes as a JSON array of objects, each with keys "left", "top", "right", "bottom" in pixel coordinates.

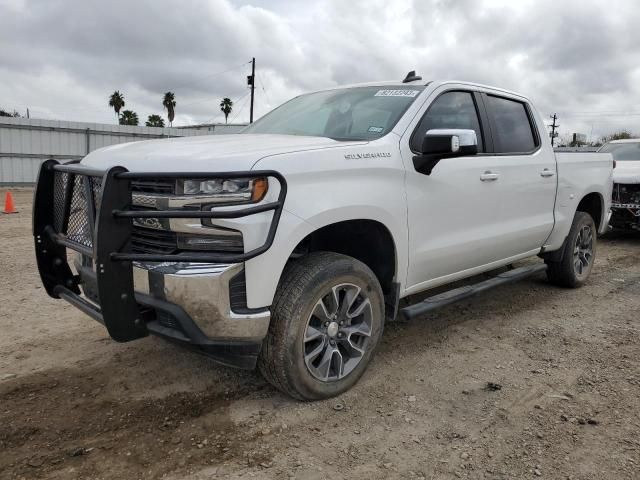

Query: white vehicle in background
[
  {"left": 33, "top": 72, "right": 613, "bottom": 400},
  {"left": 598, "top": 139, "right": 640, "bottom": 231}
]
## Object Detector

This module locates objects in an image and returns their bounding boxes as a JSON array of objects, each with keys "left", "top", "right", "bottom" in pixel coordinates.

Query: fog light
[{"left": 176, "top": 230, "right": 244, "bottom": 252}]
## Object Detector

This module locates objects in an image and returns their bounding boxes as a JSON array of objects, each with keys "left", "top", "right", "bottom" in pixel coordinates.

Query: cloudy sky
[{"left": 1, "top": 0, "right": 639, "bottom": 142}]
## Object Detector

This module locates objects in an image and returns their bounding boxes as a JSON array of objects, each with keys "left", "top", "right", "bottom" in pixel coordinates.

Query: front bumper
[
  {"left": 132, "top": 262, "right": 270, "bottom": 340},
  {"left": 74, "top": 258, "right": 270, "bottom": 368},
  {"left": 610, "top": 203, "right": 640, "bottom": 230},
  {"left": 610, "top": 183, "right": 640, "bottom": 230},
  {"left": 32, "top": 160, "right": 286, "bottom": 369}
]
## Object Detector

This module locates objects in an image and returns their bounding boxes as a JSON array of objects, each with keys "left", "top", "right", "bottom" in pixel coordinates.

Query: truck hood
[
  {"left": 613, "top": 161, "right": 640, "bottom": 184},
  {"left": 81, "top": 134, "right": 360, "bottom": 172}
]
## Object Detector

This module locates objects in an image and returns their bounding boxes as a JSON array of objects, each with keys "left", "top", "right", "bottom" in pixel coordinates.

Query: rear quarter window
[{"left": 486, "top": 95, "right": 538, "bottom": 154}]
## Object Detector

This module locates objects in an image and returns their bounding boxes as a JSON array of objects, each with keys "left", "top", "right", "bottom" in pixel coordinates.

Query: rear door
[{"left": 480, "top": 93, "right": 556, "bottom": 258}]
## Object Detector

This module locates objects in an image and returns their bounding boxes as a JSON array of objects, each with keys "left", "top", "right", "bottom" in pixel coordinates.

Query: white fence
[{"left": 0, "top": 117, "right": 243, "bottom": 184}]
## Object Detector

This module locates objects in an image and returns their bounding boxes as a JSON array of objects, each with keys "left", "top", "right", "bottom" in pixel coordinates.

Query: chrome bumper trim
[
  {"left": 132, "top": 262, "right": 270, "bottom": 341},
  {"left": 612, "top": 202, "right": 640, "bottom": 209},
  {"left": 72, "top": 252, "right": 270, "bottom": 341}
]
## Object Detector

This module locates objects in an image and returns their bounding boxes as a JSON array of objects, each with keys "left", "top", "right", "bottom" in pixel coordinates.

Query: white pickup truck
[
  {"left": 33, "top": 73, "right": 613, "bottom": 400},
  {"left": 598, "top": 139, "right": 640, "bottom": 231}
]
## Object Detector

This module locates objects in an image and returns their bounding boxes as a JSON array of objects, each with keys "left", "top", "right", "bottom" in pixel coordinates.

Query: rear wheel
[
  {"left": 546, "top": 211, "right": 596, "bottom": 288},
  {"left": 258, "top": 252, "right": 385, "bottom": 400}
]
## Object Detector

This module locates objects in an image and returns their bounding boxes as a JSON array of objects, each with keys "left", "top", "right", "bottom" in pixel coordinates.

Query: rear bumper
[{"left": 32, "top": 160, "right": 286, "bottom": 369}]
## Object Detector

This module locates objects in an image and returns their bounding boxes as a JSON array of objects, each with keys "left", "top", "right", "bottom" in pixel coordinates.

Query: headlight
[{"left": 178, "top": 177, "right": 268, "bottom": 203}]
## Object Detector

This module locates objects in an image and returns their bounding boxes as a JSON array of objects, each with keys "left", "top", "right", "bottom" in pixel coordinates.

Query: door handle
[
  {"left": 480, "top": 171, "right": 499, "bottom": 181},
  {"left": 540, "top": 168, "right": 555, "bottom": 178}
]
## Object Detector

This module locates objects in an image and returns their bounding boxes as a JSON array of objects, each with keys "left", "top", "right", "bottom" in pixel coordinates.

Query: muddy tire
[
  {"left": 258, "top": 252, "right": 385, "bottom": 401},
  {"left": 546, "top": 211, "right": 597, "bottom": 288}
]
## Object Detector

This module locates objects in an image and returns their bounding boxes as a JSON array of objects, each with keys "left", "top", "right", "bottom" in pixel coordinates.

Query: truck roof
[{"left": 324, "top": 79, "right": 530, "bottom": 101}]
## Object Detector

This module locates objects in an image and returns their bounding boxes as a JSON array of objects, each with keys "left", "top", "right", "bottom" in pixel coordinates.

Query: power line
[
  {"left": 164, "top": 62, "right": 252, "bottom": 108},
  {"left": 178, "top": 89, "right": 245, "bottom": 109},
  {"left": 559, "top": 112, "right": 640, "bottom": 117},
  {"left": 205, "top": 91, "right": 250, "bottom": 124},
  {"left": 559, "top": 109, "right": 640, "bottom": 114},
  {"left": 165, "top": 60, "right": 252, "bottom": 93},
  {"left": 229, "top": 92, "right": 252, "bottom": 124},
  {"left": 3, "top": 60, "right": 253, "bottom": 121},
  {"left": 258, "top": 75, "right": 271, "bottom": 107}
]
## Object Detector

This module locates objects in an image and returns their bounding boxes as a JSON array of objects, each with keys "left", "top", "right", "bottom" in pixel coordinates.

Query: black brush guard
[{"left": 33, "top": 159, "right": 287, "bottom": 345}]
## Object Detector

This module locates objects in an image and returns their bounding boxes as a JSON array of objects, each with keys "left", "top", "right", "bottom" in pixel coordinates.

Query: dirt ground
[{"left": 1, "top": 187, "right": 639, "bottom": 480}]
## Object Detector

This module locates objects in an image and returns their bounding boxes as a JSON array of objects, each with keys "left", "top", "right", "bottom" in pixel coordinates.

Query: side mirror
[
  {"left": 421, "top": 129, "right": 478, "bottom": 156},
  {"left": 414, "top": 129, "right": 478, "bottom": 175}
]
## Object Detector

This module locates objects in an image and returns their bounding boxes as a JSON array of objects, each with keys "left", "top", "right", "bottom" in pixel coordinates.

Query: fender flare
[{"left": 243, "top": 207, "right": 406, "bottom": 310}]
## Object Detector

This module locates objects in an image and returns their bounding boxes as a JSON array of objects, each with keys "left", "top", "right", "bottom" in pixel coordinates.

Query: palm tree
[
  {"left": 119, "top": 110, "right": 139, "bottom": 126},
  {"left": 162, "top": 92, "right": 176, "bottom": 126},
  {"left": 220, "top": 97, "right": 233, "bottom": 123},
  {"left": 145, "top": 114, "right": 165, "bottom": 127},
  {"left": 108, "top": 91, "right": 125, "bottom": 122}
]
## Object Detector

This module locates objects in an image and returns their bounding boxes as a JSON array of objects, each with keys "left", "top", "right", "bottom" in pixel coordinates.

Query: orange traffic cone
[{"left": 2, "top": 191, "right": 17, "bottom": 214}]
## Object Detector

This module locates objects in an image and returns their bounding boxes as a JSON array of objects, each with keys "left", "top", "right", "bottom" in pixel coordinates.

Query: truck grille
[
  {"left": 613, "top": 183, "right": 640, "bottom": 206},
  {"left": 52, "top": 171, "right": 102, "bottom": 249},
  {"left": 53, "top": 171, "right": 70, "bottom": 233},
  {"left": 53, "top": 171, "right": 173, "bottom": 252},
  {"left": 130, "top": 178, "right": 175, "bottom": 194},
  {"left": 51, "top": 168, "right": 242, "bottom": 257},
  {"left": 131, "top": 227, "right": 178, "bottom": 254}
]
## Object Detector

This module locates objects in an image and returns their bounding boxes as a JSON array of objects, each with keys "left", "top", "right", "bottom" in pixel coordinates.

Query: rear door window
[{"left": 485, "top": 95, "right": 538, "bottom": 154}]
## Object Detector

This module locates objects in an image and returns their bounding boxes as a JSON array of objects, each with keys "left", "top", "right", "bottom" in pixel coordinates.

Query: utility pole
[
  {"left": 248, "top": 57, "right": 255, "bottom": 123},
  {"left": 548, "top": 113, "right": 559, "bottom": 147}
]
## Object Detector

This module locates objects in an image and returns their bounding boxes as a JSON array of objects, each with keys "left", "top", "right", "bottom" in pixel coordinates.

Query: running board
[{"left": 400, "top": 264, "right": 548, "bottom": 321}]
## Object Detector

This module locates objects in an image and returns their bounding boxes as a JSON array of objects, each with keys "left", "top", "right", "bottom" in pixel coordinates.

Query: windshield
[
  {"left": 599, "top": 141, "right": 640, "bottom": 161},
  {"left": 242, "top": 86, "right": 425, "bottom": 141}
]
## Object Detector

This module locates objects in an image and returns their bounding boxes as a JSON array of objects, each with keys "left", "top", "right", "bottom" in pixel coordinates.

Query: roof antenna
[{"left": 402, "top": 70, "right": 422, "bottom": 83}]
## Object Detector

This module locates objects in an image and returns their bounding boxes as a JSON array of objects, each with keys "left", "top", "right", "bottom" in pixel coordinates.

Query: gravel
[{"left": 1, "top": 188, "right": 639, "bottom": 479}]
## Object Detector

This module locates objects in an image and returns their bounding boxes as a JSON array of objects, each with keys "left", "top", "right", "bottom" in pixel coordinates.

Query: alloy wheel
[
  {"left": 573, "top": 224, "right": 594, "bottom": 276},
  {"left": 303, "top": 283, "right": 373, "bottom": 382}
]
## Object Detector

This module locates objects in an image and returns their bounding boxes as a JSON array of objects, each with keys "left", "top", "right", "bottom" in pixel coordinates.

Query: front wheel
[
  {"left": 546, "top": 211, "right": 597, "bottom": 288},
  {"left": 258, "top": 252, "right": 385, "bottom": 400}
]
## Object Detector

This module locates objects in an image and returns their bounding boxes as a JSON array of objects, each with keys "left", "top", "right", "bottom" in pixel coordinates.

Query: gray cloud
[{"left": 0, "top": 0, "right": 638, "bottom": 140}]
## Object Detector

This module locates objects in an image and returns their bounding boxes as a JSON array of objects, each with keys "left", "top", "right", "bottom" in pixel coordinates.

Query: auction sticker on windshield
[{"left": 374, "top": 89, "right": 420, "bottom": 97}]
